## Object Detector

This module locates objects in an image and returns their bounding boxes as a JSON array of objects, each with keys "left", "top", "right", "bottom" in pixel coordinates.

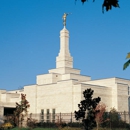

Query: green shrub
[
  {"left": 67, "top": 122, "right": 83, "bottom": 127},
  {"left": 36, "top": 122, "right": 57, "bottom": 128},
  {"left": 101, "top": 109, "right": 130, "bottom": 129}
]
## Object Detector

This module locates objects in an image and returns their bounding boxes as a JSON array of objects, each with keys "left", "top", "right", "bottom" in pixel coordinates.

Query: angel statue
[{"left": 62, "top": 13, "right": 71, "bottom": 27}]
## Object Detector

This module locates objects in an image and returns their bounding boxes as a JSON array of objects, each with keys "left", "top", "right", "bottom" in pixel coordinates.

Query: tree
[
  {"left": 101, "top": 107, "right": 121, "bottom": 128},
  {"left": 123, "top": 53, "right": 130, "bottom": 70},
  {"left": 75, "top": 88, "right": 101, "bottom": 130},
  {"left": 27, "top": 113, "right": 37, "bottom": 129},
  {"left": 76, "top": 0, "right": 120, "bottom": 13},
  {"left": 95, "top": 102, "right": 106, "bottom": 130},
  {"left": 109, "top": 107, "right": 120, "bottom": 122},
  {"left": 13, "top": 94, "right": 30, "bottom": 127}
]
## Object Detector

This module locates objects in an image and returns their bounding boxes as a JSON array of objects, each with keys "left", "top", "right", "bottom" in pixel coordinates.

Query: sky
[{"left": 0, "top": 0, "right": 130, "bottom": 91}]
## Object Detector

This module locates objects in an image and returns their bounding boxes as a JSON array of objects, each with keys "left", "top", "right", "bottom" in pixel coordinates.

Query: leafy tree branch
[
  {"left": 76, "top": 0, "right": 120, "bottom": 13},
  {"left": 123, "top": 53, "right": 130, "bottom": 70}
]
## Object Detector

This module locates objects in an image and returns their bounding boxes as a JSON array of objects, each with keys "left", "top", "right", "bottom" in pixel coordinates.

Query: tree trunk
[{"left": 96, "top": 121, "right": 99, "bottom": 130}]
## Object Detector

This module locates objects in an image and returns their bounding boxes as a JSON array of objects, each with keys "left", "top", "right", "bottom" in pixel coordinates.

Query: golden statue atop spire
[{"left": 62, "top": 13, "right": 71, "bottom": 27}]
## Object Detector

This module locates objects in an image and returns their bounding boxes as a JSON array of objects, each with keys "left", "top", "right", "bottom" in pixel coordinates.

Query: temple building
[{"left": 0, "top": 18, "right": 130, "bottom": 121}]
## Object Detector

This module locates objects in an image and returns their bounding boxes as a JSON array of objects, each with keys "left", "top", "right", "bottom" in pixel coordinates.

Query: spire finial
[{"left": 62, "top": 13, "right": 72, "bottom": 27}]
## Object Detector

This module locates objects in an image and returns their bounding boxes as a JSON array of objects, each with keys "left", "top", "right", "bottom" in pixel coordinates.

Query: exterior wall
[
  {"left": 56, "top": 56, "right": 73, "bottom": 68},
  {"left": 8, "top": 93, "right": 20, "bottom": 102},
  {"left": 115, "top": 78, "right": 130, "bottom": 86},
  {"left": 72, "top": 84, "right": 82, "bottom": 112},
  {"left": 0, "top": 90, "right": 6, "bottom": 102},
  {"left": 1, "top": 94, "right": 6, "bottom": 102},
  {"left": 115, "top": 78, "right": 130, "bottom": 111},
  {"left": 0, "top": 106, "right": 4, "bottom": 116},
  {"left": 117, "top": 83, "right": 129, "bottom": 111},
  {"left": 36, "top": 73, "right": 61, "bottom": 85},
  {"left": 36, "top": 80, "right": 74, "bottom": 114},
  {"left": 49, "top": 67, "right": 80, "bottom": 74},
  {"left": 0, "top": 90, "right": 20, "bottom": 116},
  {"left": 0, "top": 77, "right": 130, "bottom": 117},
  {"left": 83, "top": 78, "right": 130, "bottom": 111},
  {"left": 81, "top": 84, "right": 112, "bottom": 111},
  {"left": 111, "top": 84, "right": 118, "bottom": 110},
  {"left": 24, "top": 85, "right": 37, "bottom": 114},
  {"left": 1, "top": 92, "right": 20, "bottom": 104},
  {"left": 84, "top": 78, "right": 116, "bottom": 87},
  {"left": 62, "top": 74, "right": 90, "bottom": 82}
]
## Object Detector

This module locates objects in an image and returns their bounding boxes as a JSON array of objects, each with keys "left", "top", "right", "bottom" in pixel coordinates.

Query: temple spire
[
  {"left": 56, "top": 14, "right": 73, "bottom": 68},
  {"left": 49, "top": 14, "right": 80, "bottom": 75},
  {"left": 56, "top": 27, "right": 73, "bottom": 68}
]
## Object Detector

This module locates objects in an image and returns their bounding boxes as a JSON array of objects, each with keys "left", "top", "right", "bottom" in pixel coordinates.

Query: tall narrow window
[
  {"left": 128, "top": 97, "right": 130, "bottom": 113},
  {"left": 52, "top": 109, "right": 55, "bottom": 122},
  {"left": 128, "top": 86, "right": 130, "bottom": 95},
  {"left": 41, "top": 109, "right": 44, "bottom": 122},
  {"left": 46, "top": 109, "right": 50, "bottom": 122}
]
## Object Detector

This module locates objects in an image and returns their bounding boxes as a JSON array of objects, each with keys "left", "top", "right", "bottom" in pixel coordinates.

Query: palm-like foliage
[{"left": 123, "top": 53, "right": 130, "bottom": 70}]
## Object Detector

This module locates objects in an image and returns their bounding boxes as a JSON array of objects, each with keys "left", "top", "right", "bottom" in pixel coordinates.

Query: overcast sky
[{"left": 0, "top": 0, "right": 130, "bottom": 90}]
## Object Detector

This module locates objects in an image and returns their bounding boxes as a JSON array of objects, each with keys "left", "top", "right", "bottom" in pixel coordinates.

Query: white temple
[{"left": 0, "top": 19, "right": 130, "bottom": 119}]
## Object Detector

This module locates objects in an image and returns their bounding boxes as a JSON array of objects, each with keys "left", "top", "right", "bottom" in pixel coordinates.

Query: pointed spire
[
  {"left": 56, "top": 27, "right": 73, "bottom": 68},
  {"left": 49, "top": 16, "right": 80, "bottom": 75}
]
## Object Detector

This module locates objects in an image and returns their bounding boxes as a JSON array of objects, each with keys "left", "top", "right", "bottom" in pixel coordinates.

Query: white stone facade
[{"left": 0, "top": 27, "right": 130, "bottom": 119}]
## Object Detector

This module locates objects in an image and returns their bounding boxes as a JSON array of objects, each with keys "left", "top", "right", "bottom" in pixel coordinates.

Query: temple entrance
[{"left": 4, "top": 107, "right": 16, "bottom": 116}]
